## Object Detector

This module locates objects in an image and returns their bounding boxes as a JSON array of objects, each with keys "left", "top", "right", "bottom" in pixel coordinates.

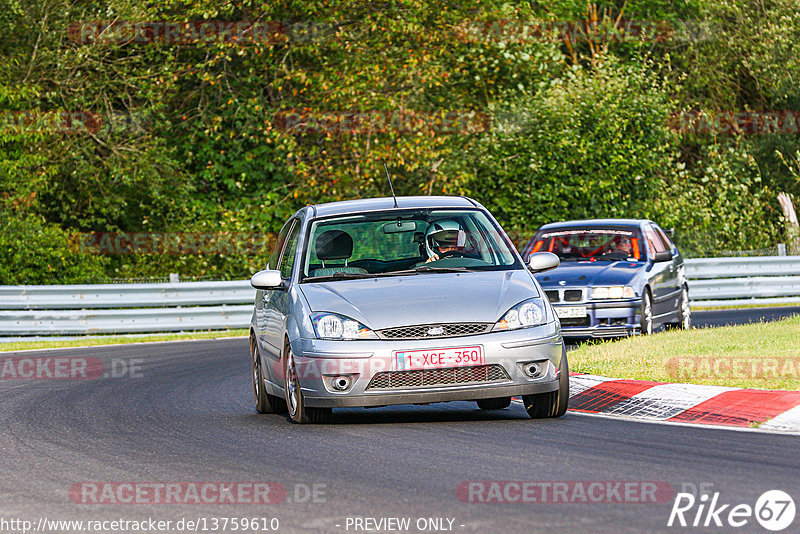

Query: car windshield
[
  {"left": 301, "top": 208, "right": 521, "bottom": 281},
  {"left": 524, "top": 227, "right": 645, "bottom": 262}
]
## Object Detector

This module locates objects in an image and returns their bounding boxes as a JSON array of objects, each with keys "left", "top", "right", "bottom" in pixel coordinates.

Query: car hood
[
  {"left": 298, "top": 270, "right": 540, "bottom": 330},
  {"left": 535, "top": 261, "right": 643, "bottom": 287}
]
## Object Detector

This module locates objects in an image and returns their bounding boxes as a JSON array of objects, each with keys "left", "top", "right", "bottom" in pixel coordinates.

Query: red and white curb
[{"left": 566, "top": 373, "right": 800, "bottom": 433}]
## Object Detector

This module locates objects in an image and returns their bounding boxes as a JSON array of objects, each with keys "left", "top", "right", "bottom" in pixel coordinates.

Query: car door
[
  {"left": 644, "top": 224, "right": 678, "bottom": 319},
  {"left": 261, "top": 218, "right": 303, "bottom": 388},
  {"left": 254, "top": 219, "right": 292, "bottom": 357},
  {"left": 654, "top": 224, "right": 683, "bottom": 314}
]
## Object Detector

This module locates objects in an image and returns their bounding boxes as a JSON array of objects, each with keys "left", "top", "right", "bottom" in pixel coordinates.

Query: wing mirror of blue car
[
  {"left": 653, "top": 251, "right": 673, "bottom": 263},
  {"left": 250, "top": 269, "right": 284, "bottom": 290},
  {"left": 528, "top": 252, "right": 560, "bottom": 273}
]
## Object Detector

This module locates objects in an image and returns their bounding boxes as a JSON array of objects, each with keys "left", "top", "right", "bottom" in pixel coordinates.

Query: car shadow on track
[{"left": 239, "top": 401, "right": 568, "bottom": 426}]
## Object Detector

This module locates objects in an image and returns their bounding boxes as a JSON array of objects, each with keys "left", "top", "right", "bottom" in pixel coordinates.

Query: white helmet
[{"left": 425, "top": 220, "right": 465, "bottom": 258}]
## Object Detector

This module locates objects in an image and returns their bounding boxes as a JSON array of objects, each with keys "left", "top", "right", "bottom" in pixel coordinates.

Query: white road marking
[
  {"left": 759, "top": 404, "right": 800, "bottom": 433},
  {"left": 604, "top": 382, "right": 739, "bottom": 420},
  {"left": 568, "top": 374, "right": 618, "bottom": 397}
]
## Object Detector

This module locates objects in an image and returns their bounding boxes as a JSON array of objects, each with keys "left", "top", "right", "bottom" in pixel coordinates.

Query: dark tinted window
[
  {"left": 268, "top": 219, "right": 293, "bottom": 270},
  {"left": 279, "top": 221, "right": 302, "bottom": 278}
]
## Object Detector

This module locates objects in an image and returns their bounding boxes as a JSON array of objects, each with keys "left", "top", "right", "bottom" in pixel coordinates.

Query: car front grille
[
  {"left": 365, "top": 364, "right": 510, "bottom": 391},
  {"left": 545, "top": 290, "right": 560, "bottom": 303},
  {"left": 544, "top": 288, "right": 584, "bottom": 303},
  {"left": 377, "top": 323, "right": 491, "bottom": 340}
]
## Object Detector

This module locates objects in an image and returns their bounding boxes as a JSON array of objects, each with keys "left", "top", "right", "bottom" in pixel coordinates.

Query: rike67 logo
[{"left": 668, "top": 489, "right": 796, "bottom": 531}]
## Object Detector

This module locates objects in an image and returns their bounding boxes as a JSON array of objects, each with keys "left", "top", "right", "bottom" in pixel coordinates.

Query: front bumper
[
  {"left": 550, "top": 298, "right": 641, "bottom": 338},
  {"left": 289, "top": 321, "right": 564, "bottom": 408}
]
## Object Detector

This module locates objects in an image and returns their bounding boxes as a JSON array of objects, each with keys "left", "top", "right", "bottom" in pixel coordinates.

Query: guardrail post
[
  {"left": 169, "top": 273, "right": 180, "bottom": 283},
  {"left": 777, "top": 243, "right": 787, "bottom": 256}
]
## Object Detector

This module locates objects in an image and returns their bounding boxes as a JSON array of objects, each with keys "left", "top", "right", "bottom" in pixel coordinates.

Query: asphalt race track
[
  {"left": 692, "top": 305, "right": 800, "bottom": 328},
  {"left": 1, "top": 308, "right": 799, "bottom": 534}
]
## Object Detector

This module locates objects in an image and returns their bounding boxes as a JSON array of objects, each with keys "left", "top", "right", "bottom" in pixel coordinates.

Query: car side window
[
  {"left": 655, "top": 226, "right": 678, "bottom": 255},
  {"left": 645, "top": 226, "right": 667, "bottom": 255},
  {"left": 279, "top": 221, "right": 302, "bottom": 279},
  {"left": 267, "top": 220, "right": 293, "bottom": 270}
]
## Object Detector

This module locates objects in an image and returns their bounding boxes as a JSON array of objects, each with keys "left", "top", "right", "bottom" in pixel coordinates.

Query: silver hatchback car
[{"left": 249, "top": 196, "right": 568, "bottom": 423}]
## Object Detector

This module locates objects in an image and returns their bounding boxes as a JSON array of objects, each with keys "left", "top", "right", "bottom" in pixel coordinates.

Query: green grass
[
  {"left": 570, "top": 316, "right": 800, "bottom": 390},
  {"left": 1, "top": 329, "right": 249, "bottom": 352}
]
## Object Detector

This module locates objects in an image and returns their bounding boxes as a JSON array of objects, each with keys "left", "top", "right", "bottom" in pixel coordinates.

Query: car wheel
[
  {"left": 283, "top": 341, "right": 331, "bottom": 424},
  {"left": 640, "top": 289, "right": 653, "bottom": 335},
  {"left": 666, "top": 286, "right": 691, "bottom": 330},
  {"left": 251, "top": 333, "right": 286, "bottom": 414},
  {"left": 523, "top": 347, "right": 569, "bottom": 419},
  {"left": 476, "top": 397, "right": 512, "bottom": 410}
]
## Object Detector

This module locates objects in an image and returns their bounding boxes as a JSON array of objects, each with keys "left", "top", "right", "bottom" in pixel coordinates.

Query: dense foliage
[{"left": 1, "top": 0, "right": 798, "bottom": 282}]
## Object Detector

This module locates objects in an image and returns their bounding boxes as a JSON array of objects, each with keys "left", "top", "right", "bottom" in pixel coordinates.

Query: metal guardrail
[
  {"left": 685, "top": 256, "right": 800, "bottom": 308},
  {"left": 0, "top": 280, "right": 253, "bottom": 310},
  {"left": 0, "top": 306, "right": 252, "bottom": 335},
  {"left": 1, "top": 256, "right": 798, "bottom": 336},
  {"left": 0, "top": 281, "right": 256, "bottom": 336}
]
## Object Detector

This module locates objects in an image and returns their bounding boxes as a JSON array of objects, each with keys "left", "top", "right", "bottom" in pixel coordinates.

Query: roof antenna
[{"left": 384, "top": 162, "right": 398, "bottom": 208}]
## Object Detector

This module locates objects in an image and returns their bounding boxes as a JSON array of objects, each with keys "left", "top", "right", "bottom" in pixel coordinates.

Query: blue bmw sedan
[{"left": 520, "top": 219, "right": 691, "bottom": 338}]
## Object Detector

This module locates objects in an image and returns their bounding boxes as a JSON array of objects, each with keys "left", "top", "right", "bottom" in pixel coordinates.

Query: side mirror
[
  {"left": 653, "top": 251, "right": 673, "bottom": 263},
  {"left": 528, "top": 252, "right": 560, "bottom": 273},
  {"left": 250, "top": 269, "right": 284, "bottom": 290}
]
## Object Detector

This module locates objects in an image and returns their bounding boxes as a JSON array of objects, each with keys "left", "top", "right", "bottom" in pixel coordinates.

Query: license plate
[
  {"left": 556, "top": 306, "right": 587, "bottom": 319},
  {"left": 395, "top": 346, "right": 484, "bottom": 371}
]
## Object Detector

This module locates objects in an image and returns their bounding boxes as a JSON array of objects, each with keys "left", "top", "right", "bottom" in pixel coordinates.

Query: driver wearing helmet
[{"left": 424, "top": 220, "right": 466, "bottom": 263}]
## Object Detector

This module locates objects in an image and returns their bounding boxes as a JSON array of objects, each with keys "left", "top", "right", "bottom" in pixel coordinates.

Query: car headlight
[
  {"left": 493, "top": 298, "right": 547, "bottom": 331},
  {"left": 591, "top": 286, "right": 636, "bottom": 299},
  {"left": 311, "top": 312, "right": 378, "bottom": 340}
]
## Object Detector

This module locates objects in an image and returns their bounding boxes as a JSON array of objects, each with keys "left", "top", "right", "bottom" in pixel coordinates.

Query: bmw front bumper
[{"left": 553, "top": 298, "right": 642, "bottom": 338}]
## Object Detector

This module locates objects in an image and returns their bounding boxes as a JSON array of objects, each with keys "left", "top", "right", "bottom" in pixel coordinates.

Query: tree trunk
[{"left": 778, "top": 192, "right": 800, "bottom": 255}]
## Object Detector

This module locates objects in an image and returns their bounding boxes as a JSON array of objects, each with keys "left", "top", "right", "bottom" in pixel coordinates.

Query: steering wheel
[
  {"left": 436, "top": 249, "right": 480, "bottom": 260},
  {"left": 598, "top": 251, "right": 629, "bottom": 261}
]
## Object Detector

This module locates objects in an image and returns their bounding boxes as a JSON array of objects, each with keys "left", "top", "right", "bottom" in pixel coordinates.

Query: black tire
[
  {"left": 523, "top": 347, "right": 569, "bottom": 419},
  {"left": 283, "top": 341, "right": 331, "bottom": 424},
  {"left": 640, "top": 289, "right": 654, "bottom": 335},
  {"left": 476, "top": 397, "right": 512, "bottom": 410},
  {"left": 251, "top": 333, "right": 286, "bottom": 414}
]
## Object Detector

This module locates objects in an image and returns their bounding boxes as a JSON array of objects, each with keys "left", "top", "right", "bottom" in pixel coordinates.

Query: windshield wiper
[
  {"left": 303, "top": 272, "right": 377, "bottom": 282},
  {"left": 413, "top": 265, "right": 472, "bottom": 273}
]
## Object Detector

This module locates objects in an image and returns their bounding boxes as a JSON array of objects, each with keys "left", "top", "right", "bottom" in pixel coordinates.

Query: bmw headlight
[
  {"left": 493, "top": 298, "right": 548, "bottom": 331},
  {"left": 311, "top": 312, "right": 378, "bottom": 340},
  {"left": 591, "top": 286, "right": 636, "bottom": 299}
]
